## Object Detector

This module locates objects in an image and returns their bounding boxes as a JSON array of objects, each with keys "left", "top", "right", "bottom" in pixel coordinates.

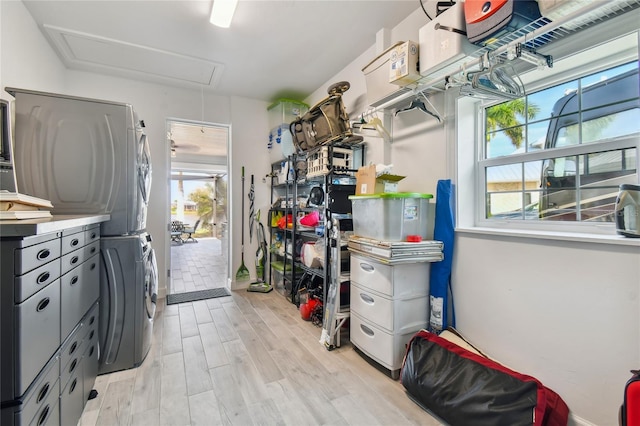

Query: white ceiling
[{"left": 22, "top": 0, "right": 420, "bottom": 103}]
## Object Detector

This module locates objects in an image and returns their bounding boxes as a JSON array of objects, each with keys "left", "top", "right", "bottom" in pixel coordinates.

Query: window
[{"left": 479, "top": 36, "right": 639, "bottom": 228}]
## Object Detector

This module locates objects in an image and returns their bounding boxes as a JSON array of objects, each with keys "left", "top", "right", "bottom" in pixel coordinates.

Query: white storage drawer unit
[
  {"left": 350, "top": 311, "right": 418, "bottom": 373},
  {"left": 350, "top": 281, "right": 428, "bottom": 334},
  {"left": 350, "top": 253, "right": 430, "bottom": 378}
]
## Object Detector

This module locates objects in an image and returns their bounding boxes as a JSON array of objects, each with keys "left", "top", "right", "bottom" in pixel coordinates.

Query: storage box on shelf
[{"left": 349, "top": 193, "right": 433, "bottom": 241}]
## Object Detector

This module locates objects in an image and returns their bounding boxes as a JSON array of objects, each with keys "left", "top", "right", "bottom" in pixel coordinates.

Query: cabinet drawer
[
  {"left": 350, "top": 311, "right": 419, "bottom": 372},
  {"left": 60, "top": 372, "right": 84, "bottom": 426},
  {"left": 61, "top": 232, "right": 85, "bottom": 256},
  {"left": 84, "top": 225, "right": 100, "bottom": 244},
  {"left": 20, "top": 355, "right": 60, "bottom": 426},
  {"left": 60, "top": 253, "right": 100, "bottom": 339},
  {"left": 82, "top": 339, "right": 99, "bottom": 405},
  {"left": 60, "top": 349, "right": 83, "bottom": 399},
  {"left": 82, "top": 303, "right": 99, "bottom": 346},
  {"left": 60, "top": 240, "right": 99, "bottom": 276},
  {"left": 28, "top": 383, "right": 59, "bottom": 426},
  {"left": 350, "top": 253, "right": 430, "bottom": 298},
  {"left": 15, "top": 279, "right": 61, "bottom": 397},
  {"left": 350, "top": 282, "right": 429, "bottom": 333},
  {"left": 14, "top": 260, "right": 61, "bottom": 303},
  {"left": 60, "top": 324, "right": 85, "bottom": 381},
  {"left": 15, "top": 238, "right": 61, "bottom": 276}
]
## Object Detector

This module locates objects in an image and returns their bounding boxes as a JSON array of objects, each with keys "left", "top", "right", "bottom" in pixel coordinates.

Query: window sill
[{"left": 456, "top": 226, "right": 640, "bottom": 247}]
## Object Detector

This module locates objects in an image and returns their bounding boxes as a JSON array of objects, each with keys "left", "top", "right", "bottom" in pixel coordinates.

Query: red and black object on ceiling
[{"left": 464, "top": 0, "right": 542, "bottom": 46}]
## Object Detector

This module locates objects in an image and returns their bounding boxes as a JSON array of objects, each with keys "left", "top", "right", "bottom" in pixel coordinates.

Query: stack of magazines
[
  {"left": 0, "top": 191, "right": 53, "bottom": 220},
  {"left": 347, "top": 235, "right": 444, "bottom": 265}
]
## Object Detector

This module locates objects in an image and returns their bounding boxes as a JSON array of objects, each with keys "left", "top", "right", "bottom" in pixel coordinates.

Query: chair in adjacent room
[
  {"left": 181, "top": 219, "right": 200, "bottom": 243},
  {"left": 170, "top": 221, "right": 184, "bottom": 244}
]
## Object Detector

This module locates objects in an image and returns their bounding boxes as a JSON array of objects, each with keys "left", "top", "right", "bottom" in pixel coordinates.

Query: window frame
[{"left": 473, "top": 35, "right": 640, "bottom": 235}]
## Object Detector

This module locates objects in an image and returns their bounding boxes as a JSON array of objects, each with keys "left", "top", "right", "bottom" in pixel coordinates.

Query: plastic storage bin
[
  {"left": 349, "top": 193, "right": 433, "bottom": 241},
  {"left": 267, "top": 99, "right": 309, "bottom": 152}
]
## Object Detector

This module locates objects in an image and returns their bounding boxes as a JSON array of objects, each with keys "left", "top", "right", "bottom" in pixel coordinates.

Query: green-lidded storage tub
[{"left": 348, "top": 192, "right": 433, "bottom": 241}]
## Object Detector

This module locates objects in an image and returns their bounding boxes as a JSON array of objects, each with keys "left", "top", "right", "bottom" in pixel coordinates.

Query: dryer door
[
  {"left": 135, "top": 128, "right": 152, "bottom": 232},
  {"left": 144, "top": 245, "right": 158, "bottom": 321}
]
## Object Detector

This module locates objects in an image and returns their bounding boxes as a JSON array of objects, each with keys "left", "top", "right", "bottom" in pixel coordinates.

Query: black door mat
[{"left": 166, "top": 288, "right": 231, "bottom": 305}]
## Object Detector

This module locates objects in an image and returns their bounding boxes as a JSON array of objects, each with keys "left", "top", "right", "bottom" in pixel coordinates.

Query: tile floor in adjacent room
[
  {"left": 79, "top": 289, "right": 443, "bottom": 426},
  {"left": 169, "top": 237, "right": 229, "bottom": 295}
]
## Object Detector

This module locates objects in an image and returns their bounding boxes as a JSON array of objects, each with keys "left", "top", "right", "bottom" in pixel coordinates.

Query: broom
[{"left": 235, "top": 166, "right": 250, "bottom": 281}]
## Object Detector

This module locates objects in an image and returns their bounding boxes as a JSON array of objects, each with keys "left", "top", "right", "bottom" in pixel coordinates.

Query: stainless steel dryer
[
  {"left": 7, "top": 87, "right": 151, "bottom": 236},
  {"left": 99, "top": 232, "right": 157, "bottom": 375}
]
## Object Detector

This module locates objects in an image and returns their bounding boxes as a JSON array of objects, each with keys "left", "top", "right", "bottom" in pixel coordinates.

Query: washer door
[{"left": 144, "top": 246, "right": 158, "bottom": 321}]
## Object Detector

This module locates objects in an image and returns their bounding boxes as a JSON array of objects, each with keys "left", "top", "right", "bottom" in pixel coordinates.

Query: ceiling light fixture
[{"left": 210, "top": 0, "right": 238, "bottom": 28}]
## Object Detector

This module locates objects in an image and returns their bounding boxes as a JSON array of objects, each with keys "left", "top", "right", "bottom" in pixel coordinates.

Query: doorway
[{"left": 167, "top": 119, "right": 230, "bottom": 296}]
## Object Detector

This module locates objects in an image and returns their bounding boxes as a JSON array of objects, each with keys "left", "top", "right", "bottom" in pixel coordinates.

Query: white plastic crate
[{"left": 306, "top": 147, "right": 354, "bottom": 178}]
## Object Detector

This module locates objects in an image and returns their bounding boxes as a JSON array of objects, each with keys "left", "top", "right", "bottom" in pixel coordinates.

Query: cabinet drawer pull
[
  {"left": 89, "top": 231, "right": 97, "bottom": 240},
  {"left": 70, "top": 238, "right": 79, "bottom": 247},
  {"left": 37, "top": 271, "right": 50, "bottom": 285},
  {"left": 360, "top": 324, "right": 375, "bottom": 337},
  {"left": 88, "top": 330, "right": 95, "bottom": 340},
  {"left": 359, "top": 262, "right": 374, "bottom": 272},
  {"left": 89, "top": 315, "right": 95, "bottom": 325},
  {"left": 37, "top": 405, "right": 50, "bottom": 426},
  {"left": 360, "top": 293, "right": 375, "bottom": 304},
  {"left": 90, "top": 262, "right": 97, "bottom": 270},
  {"left": 90, "top": 246, "right": 97, "bottom": 254},
  {"left": 36, "top": 249, "right": 51, "bottom": 261},
  {"left": 70, "top": 276, "right": 79, "bottom": 285},
  {"left": 70, "top": 256, "right": 79, "bottom": 265},
  {"left": 36, "top": 382, "right": 50, "bottom": 403},
  {"left": 69, "top": 378, "right": 77, "bottom": 394},
  {"left": 89, "top": 346, "right": 95, "bottom": 357},
  {"left": 69, "top": 358, "right": 78, "bottom": 373},
  {"left": 69, "top": 341, "right": 78, "bottom": 355},
  {"left": 36, "top": 298, "right": 50, "bottom": 312}
]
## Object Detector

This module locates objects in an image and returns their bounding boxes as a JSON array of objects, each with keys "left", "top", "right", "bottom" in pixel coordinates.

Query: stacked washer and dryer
[{"left": 7, "top": 88, "right": 158, "bottom": 375}]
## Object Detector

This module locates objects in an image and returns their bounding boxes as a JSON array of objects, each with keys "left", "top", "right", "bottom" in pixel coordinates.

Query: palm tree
[
  {"left": 188, "top": 177, "right": 228, "bottom": 237},
  {"left": 486, "top": 99, "right": 539, "bottom": 149}
]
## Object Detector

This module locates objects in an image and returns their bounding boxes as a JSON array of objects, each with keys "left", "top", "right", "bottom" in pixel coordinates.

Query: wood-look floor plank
[
  {"left": 222, "top": 339, "right": 272, "bottom": 404},
  {"left": 182, "top": 335, "right": 214, "bottom": 396},
  {"left": 129, "top": 356, "right": 162, "bottom": 415},
  {"left": 95, "top": 377, "right": 135, "bottom": 426},
  {"left": 192, "top": 300, "right": 213, "bottom": 324},
  {"left": 178, "top": 303, "right": 200, "bottom": 338},
  {"left": 162, "top": 313, "right": 183, "bottom": 355},
  {"left": 209, "top": 364, "right": 254, "bottom": 426},
  {"left": 188, "top": 390, "right": 223, "bottom": 426},
  {"left": 210, "top": 306, "right": 239, "bottom": 342},
  {"left": 198, "top": 321, "right": 229, "bottom": 369}
]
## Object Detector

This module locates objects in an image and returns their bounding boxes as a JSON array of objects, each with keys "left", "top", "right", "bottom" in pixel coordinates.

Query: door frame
[{"left": 165, "top": 117, "right": 231, "bottom": 294}]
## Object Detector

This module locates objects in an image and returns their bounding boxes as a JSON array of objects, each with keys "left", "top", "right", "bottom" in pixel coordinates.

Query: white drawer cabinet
[{"left": 350, "top": 253, "right": 430, "bottom": 378}]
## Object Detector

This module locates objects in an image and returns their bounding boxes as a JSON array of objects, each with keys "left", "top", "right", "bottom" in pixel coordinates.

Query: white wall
[
  {"left": 4, "top": 1, "right": 640, "bottom": 423},
  {"left": 305, "top": 5, "right": 640, "bottom": 426},
  {"left": 0, "top": 0, "right": 271, "bottom": 296}
]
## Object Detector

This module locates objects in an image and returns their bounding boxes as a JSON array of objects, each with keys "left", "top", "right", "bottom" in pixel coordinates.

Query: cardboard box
[
  {"left": 389, "top": 40, "right": 420, "bottom": 86},
  {"left": 355, "top": 165, "right": 406, "bottom": 195}
]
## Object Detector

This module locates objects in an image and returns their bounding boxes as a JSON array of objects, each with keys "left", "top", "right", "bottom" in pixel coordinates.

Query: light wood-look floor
[{"left": 79, "top": 290, "right": 442, "bottom": 426}]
